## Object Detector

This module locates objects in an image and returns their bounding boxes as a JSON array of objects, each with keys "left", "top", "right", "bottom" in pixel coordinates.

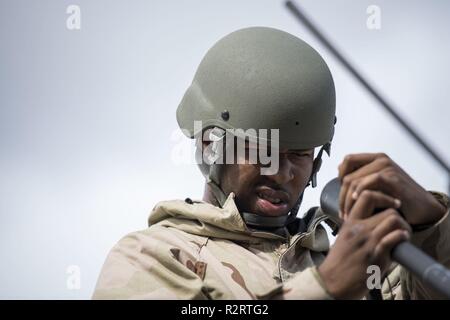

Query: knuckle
[
  {"left": 383, "top": 167, "right": 395, "bottom": 176},
  {"left": 387, "top": 214, "right": 402, "bottom": 227},
  {"left": 342, "top": 228, "right": 354, "bottom": 240},
  {"left": 359, "top": 189, "right": 373, "bottom": 200},
  {"left": 377, "top": 172, "right": 390, "bottom": 182},
  {"left": 343, "top": 222, "right": 368, "bottom": 240},
  {"left": 392, "top": 229, "right": 406, "bottom": 241},
  {"left": 356, "top": 234, "right": 369, "bottom": 247},
  {"left": 344, "top": 154, "right": 353, "bottom": 163},
  {"left": 361, "top": 222, "right": 372, "bottom": 234},
  {"left": 384, "top": 208, "right": 398, "bottom": 216},
  {"left": 381, "top": 168, "right": 398, "bottom": 182},
  {"left": 377, "top": 171, "right": 386, "bottom": 182},
  {"left": 342, "top": 176, "right": 351, "bottom": 187},
  {"left": 350, "top": 179, "right": 359, "bottom": 190},
  {"left": 389, "top": 172, "right": 400, "bottom": 183},
  {"left": 341, "top": 221, "right": 353, "bottom": 232},
  {"left": 377, "top": 156, "right": 391, "bottom": 167},
  {"left": 376, "top": 152, "right": 389, "bottom": 160},
  {"left": 379, "top": 208, "right": 397, "bottom": 220}
]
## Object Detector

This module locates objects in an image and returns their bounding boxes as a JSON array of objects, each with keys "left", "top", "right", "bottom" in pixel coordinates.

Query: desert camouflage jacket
[{"left": 93, "top": 191, "right": 449, "bottom": 299}]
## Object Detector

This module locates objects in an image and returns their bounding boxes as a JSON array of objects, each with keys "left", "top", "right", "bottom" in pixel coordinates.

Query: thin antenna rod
[{"left": 285, "top": 1, "right": 450, "bottom": 184}]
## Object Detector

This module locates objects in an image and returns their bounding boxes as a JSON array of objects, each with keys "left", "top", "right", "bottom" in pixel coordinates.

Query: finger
[
  {"left": 339, "top": 154, "right": 392, "bottom": 214},
  {"left": 344, "top": 177, "right": 361, "bottom": 216},
  {"left": 373, "top": 229, "right": 410, "bottom": 261},
  {"left": 353, "top": 170, "right": 400, "bottom": 199},
  {"left": 371, "top": 210, "right": 411, "bottom": 243},
  {"left": 338, "top": 153, "right": 382, "bottom": 179},
  {"left": 345, "top": 171, "right": 401, "bottom": 215},
  {"left": 347, "top": 190, "right": 401, "bottom": 221},
  {"left": 339, "top": 154, "right": 378, "bottom": 213}
]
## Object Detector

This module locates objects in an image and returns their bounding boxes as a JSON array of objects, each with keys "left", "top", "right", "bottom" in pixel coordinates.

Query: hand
[
  {"left": 338, "top": 153, "right": 446, "bottom": 226},
  {"left": 318, "top": 189, "right": 411, "bottom": 299}
]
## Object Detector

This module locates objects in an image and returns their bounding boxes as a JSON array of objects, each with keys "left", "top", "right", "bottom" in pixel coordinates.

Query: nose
[{"left": 265, "top": 153, "right": 294, "bottom": 185}]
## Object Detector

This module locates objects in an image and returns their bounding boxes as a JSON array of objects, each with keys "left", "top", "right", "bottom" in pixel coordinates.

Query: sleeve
[
  {"left": 92, "top": 227, "right": 207, "bottom": 300},
  {"left": 386, "top": 192, "right": 450, "bottom": 299}
]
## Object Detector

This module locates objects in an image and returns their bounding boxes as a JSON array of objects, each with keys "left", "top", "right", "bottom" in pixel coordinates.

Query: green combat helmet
[{"left": 177, "top": 26, "right": 336, "bottom": 230}]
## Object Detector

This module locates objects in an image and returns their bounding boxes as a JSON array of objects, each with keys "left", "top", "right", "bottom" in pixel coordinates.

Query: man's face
[{"left": 219, "top": 144, "right": 314, "bottom": 217}]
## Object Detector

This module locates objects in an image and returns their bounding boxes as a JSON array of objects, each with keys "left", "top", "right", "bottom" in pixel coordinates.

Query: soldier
[{"left": 93, "top": 27, "right": 449, "bottom": 299}]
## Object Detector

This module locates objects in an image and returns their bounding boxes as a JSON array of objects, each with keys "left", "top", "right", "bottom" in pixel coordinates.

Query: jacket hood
[
  {"left": 148, "top": 192, "right": 331, "bottom": 251},
  {"left": 148, "top": 193, "right": 286, "bottom": 242}
]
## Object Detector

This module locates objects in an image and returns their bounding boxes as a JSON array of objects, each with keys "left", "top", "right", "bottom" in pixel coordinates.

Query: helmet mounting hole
[{"left": 221, "top": 110, "right": 230, "bottom": 121}]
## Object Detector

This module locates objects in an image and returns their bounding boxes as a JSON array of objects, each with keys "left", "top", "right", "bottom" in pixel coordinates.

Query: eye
[{"left": 290, "top": 151, "right": 313, "bottom": 159}]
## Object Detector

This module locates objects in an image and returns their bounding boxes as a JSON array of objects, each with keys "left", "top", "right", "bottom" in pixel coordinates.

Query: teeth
[{"left": 258, "top": 193, "right": 282, "bottom": 204}]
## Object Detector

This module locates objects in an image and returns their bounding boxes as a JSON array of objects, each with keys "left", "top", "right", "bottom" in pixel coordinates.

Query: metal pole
[{"left": 285, "top": 0, "right": 450, "bottom": 195}]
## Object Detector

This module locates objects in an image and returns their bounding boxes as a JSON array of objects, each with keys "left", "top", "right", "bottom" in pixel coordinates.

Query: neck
[{"left": 202, "top": 183, "right": 221, "bottom": 207}]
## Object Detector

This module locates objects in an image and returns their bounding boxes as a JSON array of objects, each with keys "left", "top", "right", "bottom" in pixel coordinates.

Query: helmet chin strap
[{"left": 205, "top": 141, "right": 331, "bottom": 231}]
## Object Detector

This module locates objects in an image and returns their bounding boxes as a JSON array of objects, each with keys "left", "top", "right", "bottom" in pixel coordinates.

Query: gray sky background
[{"left": 1, "top": 0, "right": 449, "bottom": 299}]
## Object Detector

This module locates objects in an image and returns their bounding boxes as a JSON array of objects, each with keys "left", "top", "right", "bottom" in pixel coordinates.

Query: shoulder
[{"left": 111, "top": 225, "right": 209, "bottom": 260}]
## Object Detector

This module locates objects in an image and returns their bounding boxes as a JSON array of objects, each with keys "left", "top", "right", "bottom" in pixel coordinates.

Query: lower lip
[{"left": 255, "top": 197, "right": 289, "bottom": 216}]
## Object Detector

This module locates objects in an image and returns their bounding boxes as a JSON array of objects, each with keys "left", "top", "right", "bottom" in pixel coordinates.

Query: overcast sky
[{"left": 1, "top": 0, "right": 449, "bottom": 298}]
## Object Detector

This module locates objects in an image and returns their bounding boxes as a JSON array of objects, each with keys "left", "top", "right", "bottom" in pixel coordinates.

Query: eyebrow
[{"left": 288, "top": 149, "right": 314, "bottom": 153}]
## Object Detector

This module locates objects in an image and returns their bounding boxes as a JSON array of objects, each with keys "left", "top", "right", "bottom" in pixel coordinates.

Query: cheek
[
  {"left": 236, "top": 164, "right": 261, "bottom": 192},
  {"left": 223, "top": 164, "right": 260, "bottom": 195},
  {"left": 292, "top": 163, "right": 314, "bottom": 188}
]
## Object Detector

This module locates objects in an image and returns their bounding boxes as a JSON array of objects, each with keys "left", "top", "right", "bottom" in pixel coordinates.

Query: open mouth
[
  {"left": 254, "top": 187, "right": 290, "bottom": 216},
  {"left": 257, "top": 192, "right": 284, "bottom": 204}
]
